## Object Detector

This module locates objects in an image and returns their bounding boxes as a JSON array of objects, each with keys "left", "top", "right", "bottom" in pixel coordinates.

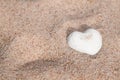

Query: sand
[{"left": 0, "top": 0, "right": 120, "bottom": 80}]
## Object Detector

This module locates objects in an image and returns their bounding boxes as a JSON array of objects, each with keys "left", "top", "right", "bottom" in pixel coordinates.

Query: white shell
[{"left": 67, "top": 28, "right": 102, "bottom": 55}]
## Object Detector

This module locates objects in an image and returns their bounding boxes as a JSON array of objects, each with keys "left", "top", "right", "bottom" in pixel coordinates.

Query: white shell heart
[{"left": 67, "top": 28, "right": 102, "bottom": 55}]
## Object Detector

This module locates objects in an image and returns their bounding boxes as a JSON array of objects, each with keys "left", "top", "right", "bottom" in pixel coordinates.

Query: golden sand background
[{"left": 0, "top": 0, "right": 120, "bottom": 80}]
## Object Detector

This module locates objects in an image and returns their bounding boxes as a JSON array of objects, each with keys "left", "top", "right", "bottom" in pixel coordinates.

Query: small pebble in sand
[{"left": 67, "top": 28, "right": 102, "bottom": 55}]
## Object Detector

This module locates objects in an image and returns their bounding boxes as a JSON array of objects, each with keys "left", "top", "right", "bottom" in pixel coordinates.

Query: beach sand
[{"left": 0, "top": 0, "right": 120, "bottom": 80}]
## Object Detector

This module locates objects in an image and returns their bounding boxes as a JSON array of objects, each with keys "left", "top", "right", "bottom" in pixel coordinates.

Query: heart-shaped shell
[{"left": 67, "top": 29, "right": 102, "bottom": 55}]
